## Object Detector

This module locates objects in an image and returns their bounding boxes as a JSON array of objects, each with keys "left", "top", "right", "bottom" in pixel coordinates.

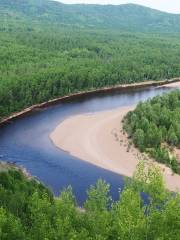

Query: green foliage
[
  {"left": 1, "top": 0, "right": 180, "bottom": 32},
  {"left": 0, "top": 2, "right": 180, "bottom": 238},
  {"left": 85, "top": 179, "right": 111, "bottom": 212},
  {"left": 0, "top": 165, "right": 179, "bottom": 239},
  {"left": 0, "top": 208, "right": 25, "bottom": 240},
  {"left": 0, "top": 29, "right": 180, "bottom": 121},
  {"left": 124, "top": 90, "right": 180, "bottom": 173},
  {"left": 0, "top": 1, "right": 180, "bottom": 120},
  {"left": 133, "top": 129, "right": 145, "bottom": 151}
]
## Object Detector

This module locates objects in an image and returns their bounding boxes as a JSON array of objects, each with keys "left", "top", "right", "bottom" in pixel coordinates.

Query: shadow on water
[{"left": 0, "top": 86, "right": 179, "bottom": 204}]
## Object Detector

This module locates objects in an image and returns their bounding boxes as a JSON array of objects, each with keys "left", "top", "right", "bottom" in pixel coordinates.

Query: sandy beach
[
  {"left": 163, "top": 81, "right": 180, "bottom": 88},
  {"left": 50, "top": 104, "right": 180, "bottom": 191}
]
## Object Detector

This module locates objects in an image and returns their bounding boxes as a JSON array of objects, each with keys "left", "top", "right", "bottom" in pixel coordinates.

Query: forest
[
  {"left": 0, "top": 0, "right": 180, "bottom": 120},
  {"left": 1, "top": 29, "right": 180, "bottom": 120},
  {"left": 123, "top": 90, "right": 180, "bottom": 173},
  {"left": 0, "top": 164, "right": 180, "bottom": 239},
  {"left": 0, "top": 1, "right": 180, "bottom": 239},
  {"left": 1, "top": 0, "right": 180, "bottom": 32}
]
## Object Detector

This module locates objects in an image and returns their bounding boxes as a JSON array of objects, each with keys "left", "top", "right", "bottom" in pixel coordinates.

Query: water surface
[{"left": 0, "top": 86, "right": 179, "bottom": 204}]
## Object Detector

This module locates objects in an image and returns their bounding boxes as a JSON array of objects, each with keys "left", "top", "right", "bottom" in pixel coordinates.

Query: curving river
[{"left": 0, "top": 85, "right": 179, "bottom": 204}]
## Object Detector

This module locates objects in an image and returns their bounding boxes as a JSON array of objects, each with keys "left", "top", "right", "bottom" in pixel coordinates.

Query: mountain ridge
[
  {"left": 56, "top": 2, "right": 179, "bottom": 15},
  {"left": 1, "top": 0, "right": 180, "bottom": 32}
]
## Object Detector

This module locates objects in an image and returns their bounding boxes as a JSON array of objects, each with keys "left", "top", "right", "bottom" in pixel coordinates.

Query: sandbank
[{"left": 50, "top": 105, "right": 180, "bottom": 191}]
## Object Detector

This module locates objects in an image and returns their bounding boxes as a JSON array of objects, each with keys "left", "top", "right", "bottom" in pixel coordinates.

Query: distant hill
[{"left": 1, "top": 0, "right": 180, "bottom": 32}]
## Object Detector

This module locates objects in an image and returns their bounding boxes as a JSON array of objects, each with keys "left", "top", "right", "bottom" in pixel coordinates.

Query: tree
[
  {"left": 84, "top": 180, "right": 112, "bottom": 239},
  {"left": 133, "top": 129, "right": 145, "bottom": 151},
  {"left": 0, "top": 208, "right": 25, "bottom": 240},
  {"left": 168, "top": 125, "right": 178, "bottom": 146}
]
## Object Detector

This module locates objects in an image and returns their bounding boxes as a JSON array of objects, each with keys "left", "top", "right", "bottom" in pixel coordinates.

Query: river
[{"left": 0, "top": 85, "right": 179, "bottom": 204}]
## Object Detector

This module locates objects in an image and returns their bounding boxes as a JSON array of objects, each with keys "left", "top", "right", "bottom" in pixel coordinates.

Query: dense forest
[
  {"left": 123, "top": 90, "right": 180, "bottom": 173},
  {"left": 1, "top": 29, "right": 180, "bottom": 120},
  {"left": 0, "top": 0, "right": 180, "bottom": 120},
  {"left": 0, "top": 1, "right": 180, "bottom": 239},
  {"left": 0, "top": 164, "right": 180, "bottom": 239}
]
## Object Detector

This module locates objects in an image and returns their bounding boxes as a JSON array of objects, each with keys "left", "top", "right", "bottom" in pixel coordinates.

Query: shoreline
[
  {"left": 0, "top": 161, "right": 32, "bottom": 179},
  {"left": 1, "top": 78, "right": 180, "bottom": 126},
  {"left": 50, "top": 82, "right": 180, "bottom": 191}
]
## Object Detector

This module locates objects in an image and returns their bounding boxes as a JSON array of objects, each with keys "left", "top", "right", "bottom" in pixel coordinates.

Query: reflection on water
[{"left": 0, "top": 86, "right": 179, "bottom": 204}]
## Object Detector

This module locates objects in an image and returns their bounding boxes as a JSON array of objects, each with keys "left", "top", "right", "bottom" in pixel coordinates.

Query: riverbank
[
  {"left": 0, "top": 161, "right": 32, "bottom": 179},
  {"left": 50, "top": 82, "right": 180, "bottom": 191},
  {"left": 1, "top": 78, "right": 180, "bottom": 126},
  {"left": 163, "top": 81, "right": 180, "bottom": 88}
]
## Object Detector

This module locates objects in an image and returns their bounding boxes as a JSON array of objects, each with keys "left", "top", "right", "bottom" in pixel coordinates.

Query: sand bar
[
  {"left": 50, "top": 104, "right": 180, "bottom": 192},
  {"left": 162, "top": 81, "right": 180, "bottom": 88}
]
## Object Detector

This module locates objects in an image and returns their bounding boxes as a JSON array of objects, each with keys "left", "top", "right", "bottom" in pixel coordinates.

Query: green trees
[
  {"left": 0, "top": 21, "right": 180, "bottom": 121},
  {"left": 0, "top": 208, "right": 25, "bottom": 240},
  {"left": 112, "top": 188, "right": 146, "bottom": 240},
  {"left": 0, "top": 164, "right": 179, "bottom": 239},
  {"left": 168, "top": 125, "right": 179, "bottom": 145},
  {"left": 0, "top": 0, "right": 180, "bottom": 122},
  {"left": 133, "top": 129, "right": 145, "bottom": 151},
  {"left": 84, "top": 180, "right": 112, "bottom": 239},
  {"left": 123, "top": 90, "right": 180, "bottom": 173}
]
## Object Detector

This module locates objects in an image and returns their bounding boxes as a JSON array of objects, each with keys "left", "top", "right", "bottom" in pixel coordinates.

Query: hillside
[
  {"left": 0, "top": 165, "right": 180, "bottom": 239},
  {"left": 0, "top": 2, "right": 180, "bottom": 238},
  {"left": 0, "top": 1, "right": 180, "bottom": 120},
  {"left": 1, "top": 0, "right": 180, "bottom": 32}
]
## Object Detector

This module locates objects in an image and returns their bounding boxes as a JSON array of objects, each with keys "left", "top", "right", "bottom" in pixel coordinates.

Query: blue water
[{"left": 0, "top": 86, "right": 179, "bottom": 204}]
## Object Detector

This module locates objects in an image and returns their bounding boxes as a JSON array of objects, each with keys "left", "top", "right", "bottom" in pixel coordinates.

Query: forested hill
[
  {"left": 1, "top": 0, "right": 180, "bottom": 32},
  {"left": 0, "top": 164, "right": 180, "bottom": 239},
  {"left": 0, "top": 0, "right": 180, "bottom": 120}
]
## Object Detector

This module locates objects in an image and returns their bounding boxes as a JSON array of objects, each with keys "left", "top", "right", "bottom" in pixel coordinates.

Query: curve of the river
[{"left": 0, "top": 85, "right": 179, "bottom": 204}]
